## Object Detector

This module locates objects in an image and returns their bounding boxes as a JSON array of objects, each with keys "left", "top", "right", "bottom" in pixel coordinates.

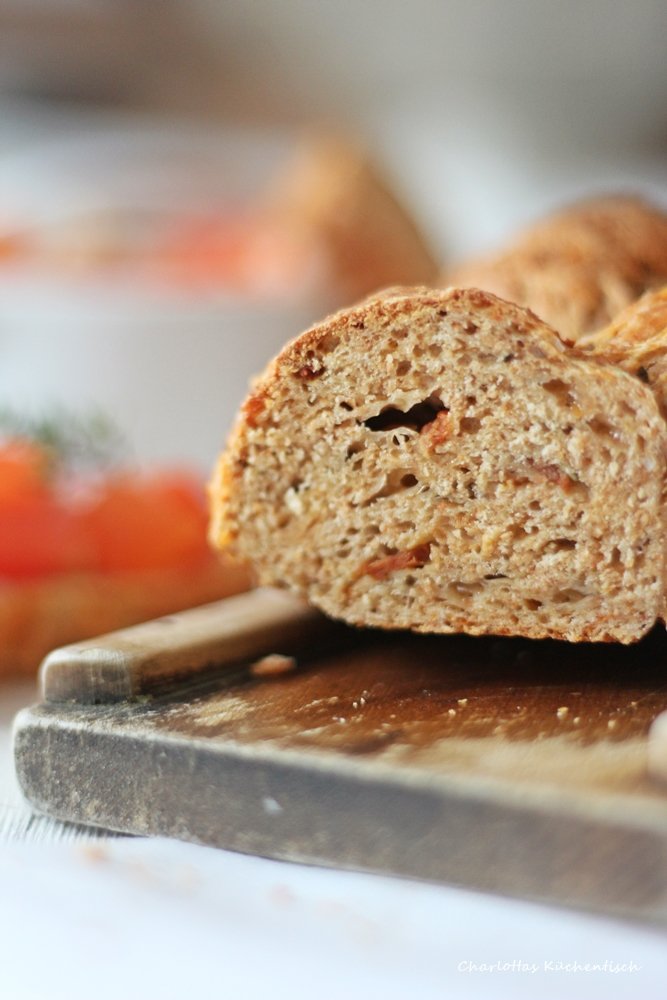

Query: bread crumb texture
[{"left": 210, "top": 287, "right": 667, "bottom": 644}]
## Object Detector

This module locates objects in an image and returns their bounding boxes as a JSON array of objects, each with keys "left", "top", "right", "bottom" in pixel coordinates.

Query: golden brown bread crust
[
  {"left": 210, "top": 286, "right": 667, "bottom": 644},
  {"left": 0, "top": 554, "right": 251, "bottom": 679},
  {"left": 579, "top": 286, "right": 667, "bottom": 416},
  {"left": 263, "top": 136, "right": 439, "bottom": 302},
  {"left": 447, "top": 196, "right": 667, "bottom": 341},
  {"left": 578, "top": 286, "right": 667, "bottom": 619}
]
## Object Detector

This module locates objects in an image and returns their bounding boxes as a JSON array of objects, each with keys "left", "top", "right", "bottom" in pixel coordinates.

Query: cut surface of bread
[
  {"left": 210, "top": 287, "right": 667, "bottom": 644},
  {"left": 447, "top": 196, "right": 667, "bottom": 341}
]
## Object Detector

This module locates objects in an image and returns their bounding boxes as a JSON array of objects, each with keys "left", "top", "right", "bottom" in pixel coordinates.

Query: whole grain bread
[
  {"left": 447, "top": 196, "right": 667, "bottom": 341},
  {"left": 210, "top": 287, "right": 667, "bottom": 644}
]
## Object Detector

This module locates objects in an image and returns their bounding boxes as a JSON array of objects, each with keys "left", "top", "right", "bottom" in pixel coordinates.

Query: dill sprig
[{"left": 0, "top": 406, "right": 127, "bottom": 471}]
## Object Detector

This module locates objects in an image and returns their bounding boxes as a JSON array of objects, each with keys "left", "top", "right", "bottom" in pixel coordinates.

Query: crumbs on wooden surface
[
  {"left": 556, "top": 706, "right": 569, "bottom": 720},
  {"left": 250, "top": 653, "right": 298, "bottom": 678}
]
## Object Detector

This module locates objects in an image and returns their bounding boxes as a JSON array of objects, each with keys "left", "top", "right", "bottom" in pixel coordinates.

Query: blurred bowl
[{"left": 0, "top": 123, "right": 322, "bottom": 471}]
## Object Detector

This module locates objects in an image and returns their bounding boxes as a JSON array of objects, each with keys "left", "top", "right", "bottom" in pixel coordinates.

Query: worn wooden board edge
[
  {"left": 39, "top": 589, "right": 349, "bottom": 704},
  {"left": 13, "top": 702, "right": 667, "bottom": 925}
]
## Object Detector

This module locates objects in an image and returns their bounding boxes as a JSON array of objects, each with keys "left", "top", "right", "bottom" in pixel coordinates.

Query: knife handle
[{"left": 40, "top": 588, "right": 343, "bottom": 704}]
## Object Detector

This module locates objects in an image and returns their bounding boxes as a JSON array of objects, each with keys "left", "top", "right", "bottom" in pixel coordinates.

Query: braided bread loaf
[
  {"left": 210, "top": 287, "right": 666, "bottom": 643},
  {"left": 447, "top": 196, "right": 667, "bottom": 341}
]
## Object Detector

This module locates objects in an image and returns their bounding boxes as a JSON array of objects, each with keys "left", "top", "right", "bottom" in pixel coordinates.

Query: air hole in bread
[
  {"left": 448, "top": 580, "right": 484, "bottom": 600},
  {"left": 550, "top": 538, "right": 576, "bottom": 552},
  {"left": 460, "top": 417, "right": 482, "bottom": 434},
  {"left": 588, "top": 416, "right": 620, "bottom": 440},
  {"left": 396, "top": 520, "right": 417, "bottom": 531},
  {"left": 396, "top": 360, "right": 412, "bottom": 376},
  {"left": 525, "top": 598, "right": 542, "bottom": 610},
  {"left": 320, "top": 333, "right": 341, "bottom": 352},
  {"left": 363, "top": 394, "right": 445, "bottom": 432},
  {"left": 553, "top": 588, "right": 586, "bottom": 604},
  {"left": 346, "top": 440, "right": 365, "bottom": 458},
  {"left": 363, "top": 469, "right": 420, "bottom": 506},
  {"left": 541, "top": 379, "right": 576, "bottom": 407}
]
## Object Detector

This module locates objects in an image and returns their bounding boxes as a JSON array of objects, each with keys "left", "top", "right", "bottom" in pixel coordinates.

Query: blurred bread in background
[
  {"left": 446, "top": 196, "right": 667, "bottom": 341},
  {"left": 260, "top": 136, "right": 439, "bottom": 303}
]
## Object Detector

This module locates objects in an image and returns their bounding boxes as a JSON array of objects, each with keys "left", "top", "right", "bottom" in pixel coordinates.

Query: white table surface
[
  {"left": 2, "top": 681, "right": 667, "bottom": 1000},
  {"left": 2, "top": 100, "right": 667, "bottom": 999}
]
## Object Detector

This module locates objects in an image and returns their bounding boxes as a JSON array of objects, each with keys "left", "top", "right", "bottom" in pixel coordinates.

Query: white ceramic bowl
[{"left": 0, "top": 123, "right": 321, "bottom": 472}]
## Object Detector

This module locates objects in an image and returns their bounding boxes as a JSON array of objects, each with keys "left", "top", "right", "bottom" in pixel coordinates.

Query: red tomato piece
[
  {"left": 82, "top": 471, "right": 210, "bottom": 573},
  {"left": 0, "top": 439, "right": 52, "bottom": 503},
  {"left": 0, "top": 493, "right": 94, "bottom": 579}
]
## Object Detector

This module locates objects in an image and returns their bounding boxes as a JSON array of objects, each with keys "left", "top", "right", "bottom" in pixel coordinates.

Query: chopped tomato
[
  {"left": 0, "top": 444, "right": 212, "bottom": 579},
  {"left": 0, "top": 493, "right": 94, "bottom": 579},
  {"left": 0, "top": 439, "right": 52, "bottom": 503},
  {"left": 82, "top": 471, "right": 210, "bottom": 572}
]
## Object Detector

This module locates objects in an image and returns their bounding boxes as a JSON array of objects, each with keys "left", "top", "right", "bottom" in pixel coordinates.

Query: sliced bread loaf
[{"left": 210, "top": 287, "right": 667, "bottom": 643}]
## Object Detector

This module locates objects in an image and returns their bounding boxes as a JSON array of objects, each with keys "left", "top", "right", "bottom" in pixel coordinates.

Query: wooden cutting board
[{"left": 13, "top": 588, "right": 667, "bottom": 923}]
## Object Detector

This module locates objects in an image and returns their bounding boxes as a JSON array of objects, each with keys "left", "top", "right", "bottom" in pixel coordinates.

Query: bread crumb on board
[{"left": 250, "top": 653, "right": 298, "bottom": 677}]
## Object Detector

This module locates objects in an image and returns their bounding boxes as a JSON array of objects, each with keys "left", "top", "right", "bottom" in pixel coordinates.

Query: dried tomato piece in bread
[{"left": 210, "top": 287, "right": 667, "bottom": 644}]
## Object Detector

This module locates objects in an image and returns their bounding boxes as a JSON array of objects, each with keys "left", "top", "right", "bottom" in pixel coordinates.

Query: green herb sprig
[{"left": 0, "top": 406, "right": 128, "bottom": 472}]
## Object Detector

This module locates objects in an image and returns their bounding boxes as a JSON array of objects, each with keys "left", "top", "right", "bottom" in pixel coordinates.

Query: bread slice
[
  {"left": 210, "top": 287, "right": 667, "bottom": 643},
  {"left": 447, "top": 196, "right": 667, "bottom": 341}
]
